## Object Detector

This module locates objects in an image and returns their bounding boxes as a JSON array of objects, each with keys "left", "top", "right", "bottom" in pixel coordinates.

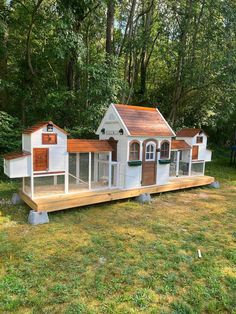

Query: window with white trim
[{"left": 145, "top": 142, "right": 156, "bottom": 161}]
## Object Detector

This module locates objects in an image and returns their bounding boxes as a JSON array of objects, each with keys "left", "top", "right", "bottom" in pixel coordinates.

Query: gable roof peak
[
  {"left": 113, "top": 104, "right": 175, "bottom": 137},
  {"left": 23, "top": 121, "right": 68, "bottom": 135},
  {"left": 176, "top": 128, "right": 207, "bottom": 137}
]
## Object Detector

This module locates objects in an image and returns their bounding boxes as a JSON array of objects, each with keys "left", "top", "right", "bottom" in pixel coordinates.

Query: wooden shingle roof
[
  {"left": 23, "top": 121, "right": 68, "bottom": 135},
  {"left": 67, "top": 139, "right": 114, "bottom": 153},
  {"left": 176, "top": 128, "right": 207, "bottom": 137},
  {"left": 171, "top": 140, "right": 191, "bottom": 150},
  {"left": 114, "top": 104, "right": 175, "bottom": 137},
  {"left": 3, "top": 151, "right": 31, "bottom": 160}
]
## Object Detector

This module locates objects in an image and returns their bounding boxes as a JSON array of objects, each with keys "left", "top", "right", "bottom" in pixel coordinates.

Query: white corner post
[
  {"left": 176, "top": 151, "right": 180, "bottom": 177},
  {"left": 30, "top": 156, "right": 34, "bottom": 199},
  {"left": 108, "top": 151, "right": 112, "bottom": 188},
  {"left": 88, "top": 152, "right": 92, "bottom": 190},
  {"left": 53, "top": 176, "right": 57, "bottom": 185},
  {"left": 76, "top": 153, "right": 80, "bottom": 184},
  {"left": 65, "top": 153, "right": 69, "bottom": 193},
  {"left": 203, "top": 161, "right": 206, "bottom": 175},
  {"left": 22, "top": 177, "right": 25, "bottom": 193},
  {"left": 94, "top": 153, "right": 98, "bottom": 182},
  {"left": 189, "top": 149, "right": 192, "bottom": 176}
]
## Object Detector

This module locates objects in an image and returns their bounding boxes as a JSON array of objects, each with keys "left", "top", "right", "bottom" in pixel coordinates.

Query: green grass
[{"left": 0, "top": 154, "right": 235, "bottom": 313}]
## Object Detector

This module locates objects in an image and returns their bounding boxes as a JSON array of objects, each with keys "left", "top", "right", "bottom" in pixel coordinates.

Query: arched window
[
  {"left": 160, "top": 141, "right": 170, "bottom": 159},
  {"left": 145, "top": 142, "right": 156, "bottom": 161},
  {"left": 129, "top": 141, "right": 140, "bottom": 160}
]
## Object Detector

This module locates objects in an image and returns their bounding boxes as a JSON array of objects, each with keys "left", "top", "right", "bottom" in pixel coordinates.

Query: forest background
[{"left": 0, "top": 0, "right": 236, "bottom": 163}]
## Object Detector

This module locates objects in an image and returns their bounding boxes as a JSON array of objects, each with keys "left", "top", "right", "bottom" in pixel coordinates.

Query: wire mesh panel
[
  {"left": 111, "top": 163, "right": 118, "bottom": 187},
  {"left": 24, "top": 177, "right": 31, "bottom": 196},
  {"left": 69, "top": 153, "right": 90, "bottom": 193},
  {"left": 179, "top": 162, "right": 189, "bottom": 176},
  {"left": 170, "top": 151, "right": 177, "bottom": 177},
  {"left": 191, "top": 162, "right": 204, "bottom": 176},
  {"left": 34, "top": 175, "right": 65, "bottom": 197},
  {"left": 91, "top": 161, "right": 109, "bottom": 189}
]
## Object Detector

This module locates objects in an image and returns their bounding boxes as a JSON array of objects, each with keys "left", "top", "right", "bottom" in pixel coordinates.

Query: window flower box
[
  {"left": 159, "top": 159, "right": 171, "bottom": 164},
  {"left": 128, "top": 160, "right": 142, "bottom": 167}
]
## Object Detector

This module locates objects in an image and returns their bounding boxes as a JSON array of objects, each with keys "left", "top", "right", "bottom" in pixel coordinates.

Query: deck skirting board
[{"left": 19, "top": 176, "right": 214, "bottom": 212}]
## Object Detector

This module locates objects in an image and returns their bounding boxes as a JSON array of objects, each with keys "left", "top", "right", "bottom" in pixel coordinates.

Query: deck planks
[{"left": 19, "top": 176, "right": 214, "bottom": 212}]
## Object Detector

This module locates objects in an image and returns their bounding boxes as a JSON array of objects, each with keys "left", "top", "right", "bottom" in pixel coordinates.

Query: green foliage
[
  {"left": 0, "top": 111, "right": 21, "bottom": 154},
  {"left": 0, "top": 0, "right": 235, "bottom": 147}
]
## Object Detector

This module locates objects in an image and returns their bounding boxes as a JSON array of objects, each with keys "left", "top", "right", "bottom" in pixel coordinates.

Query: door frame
[
  {"left": 33, "top": 148, "right": 49, "bottom": 172},
  {"left": 141, "top": 139, "right": 158, "bottom": 186}
]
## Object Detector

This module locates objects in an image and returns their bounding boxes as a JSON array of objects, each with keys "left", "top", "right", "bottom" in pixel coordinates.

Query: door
[
  {"left": 142, "top": 141, "right": 157, "bottom": 186},
  {"left": 192, "top": 145, "right": 199, "bottom": 160},
  {"left": 33, "top": 148, "right": 48, "bottom": 171},
  {"left": 108, "top": 137, "right": 118, "bottom": 161}
]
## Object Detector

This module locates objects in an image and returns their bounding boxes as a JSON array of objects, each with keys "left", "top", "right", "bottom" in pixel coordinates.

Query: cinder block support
[
  {"left": 28, "top": 210, "right": 49, "bottom": 225},
  {"left": 209, "top": 181, "right": 220, "bottom": 189},
  {"left": 135, "top": 193, "right": 152, "bottom": 204},
  {"left": 11, "top": 193, "right": 23, "bottom": 205}
]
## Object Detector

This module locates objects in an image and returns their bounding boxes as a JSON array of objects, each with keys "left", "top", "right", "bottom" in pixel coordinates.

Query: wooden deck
[{"left": 19, "top": 175, "right": 214, "bottom": 212}]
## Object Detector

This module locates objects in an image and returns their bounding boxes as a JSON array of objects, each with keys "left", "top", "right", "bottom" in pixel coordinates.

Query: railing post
[
  {"left": 65, "top": 153, "right": 69, "bottom": 193},
  {"left": 89, "top": 152, "right": 92, "bottom": 190},
  {"left": 76, "top": 153, "right": 80, "bottom": 184},
  {"left": 108, "top": 152, "right": 112, "bottom": 188},
  {"left": 176, "top": 151, "right": 180, "bottom": 177},
  {"left": 189, "top": 149, "right": 192, "bottom": 176}
]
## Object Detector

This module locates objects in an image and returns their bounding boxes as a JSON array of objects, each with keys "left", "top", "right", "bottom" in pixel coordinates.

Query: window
[
  {"left": 145, "top": 142, "right": 156, "bottom": 161},
  {"left": 42, "top": 133, "right": 57, "bottom": 145},
  {"left": 129, "top": 141, "right": 140, "bottom": 160},
  {"left": 160, "top": 141, "right": 170, "bottom": 159},
  {"left": 196, "top": 136, "right": 203, "bottom": 143}
]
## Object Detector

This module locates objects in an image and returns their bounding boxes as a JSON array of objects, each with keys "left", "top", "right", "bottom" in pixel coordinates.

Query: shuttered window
[
  {"left": 160, "top": 141, "right": 170, "bottom": 159},
  {"left": 129, "top": 141, "right": 140, "bottom": 160},
  {"left": 42, "top": 133, "right": 57, "bottom": 145}
]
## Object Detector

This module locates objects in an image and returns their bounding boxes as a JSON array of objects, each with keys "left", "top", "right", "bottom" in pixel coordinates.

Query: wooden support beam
[{"left": 19, "top": 176, "right": 214, "bottom": 213}]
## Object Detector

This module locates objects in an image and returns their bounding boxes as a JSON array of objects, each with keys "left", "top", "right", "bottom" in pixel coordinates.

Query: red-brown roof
[
  {"left": 176, "top": 128, "right": 207, "bottom": 137},
  {"left": 114, "top": 104, "right": 175, "bottom": 137},
  {"left": 3, "top": 151, "right": 31, "bottom": 160},
  {"left": 67, "top": 139, "right": 114, "bottom": 153},
  {"left": 23, "top": 121, "right": 68, "bottom": 135},
  {"left": 171, "top": 140, "right": 191, "bottom": 150}
]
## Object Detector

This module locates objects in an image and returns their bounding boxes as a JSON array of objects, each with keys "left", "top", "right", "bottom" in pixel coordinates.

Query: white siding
[
  {"left": 205, "top": 149, "right": 212, "bottom": 162},
  {"left": 4, "top": 156, "right": 31, "bottom": 178},
  {"left": 156, "top": 164, "right": 170, "bottom": 185},
  {"left": 176, "top": 133, "right": 209, "bottom": 162},
  {"left": 31, "top": 127, "right": 67, "bottom": 173}
]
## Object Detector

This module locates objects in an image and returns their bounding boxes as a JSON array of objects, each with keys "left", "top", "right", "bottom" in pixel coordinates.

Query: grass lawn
[{"left": 0, "top": 154, "right": 236, "bottom": 313}]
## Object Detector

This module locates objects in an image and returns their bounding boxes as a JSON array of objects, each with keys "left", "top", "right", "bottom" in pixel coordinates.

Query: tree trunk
[
  {"left": 169, "top": 0, "right": 194, "bottom": 126},
  {"left": 0, "top": 0, "right": 8, "bottom": 110},
  {"left": 105, "top": 0, "right": 115, "bottom": 56}
]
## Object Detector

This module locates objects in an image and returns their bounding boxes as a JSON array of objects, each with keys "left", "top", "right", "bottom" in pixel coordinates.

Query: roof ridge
[{"left": 115, "top": 104, "right": 157, "bottom": 111}]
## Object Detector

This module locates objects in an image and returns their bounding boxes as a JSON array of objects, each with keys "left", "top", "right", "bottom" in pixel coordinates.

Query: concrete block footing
[
  {"left": 11, "top": 193, "right": 23, "bottom": 205},
  {"left": 209, "top": 181, "right": 220, "bottom": 189},
  {"left": 135, "top": 193, "right": 152, "bottom": 204},
  {"left": 28, "top": 210, "right": 49, "bottom": 225}
]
